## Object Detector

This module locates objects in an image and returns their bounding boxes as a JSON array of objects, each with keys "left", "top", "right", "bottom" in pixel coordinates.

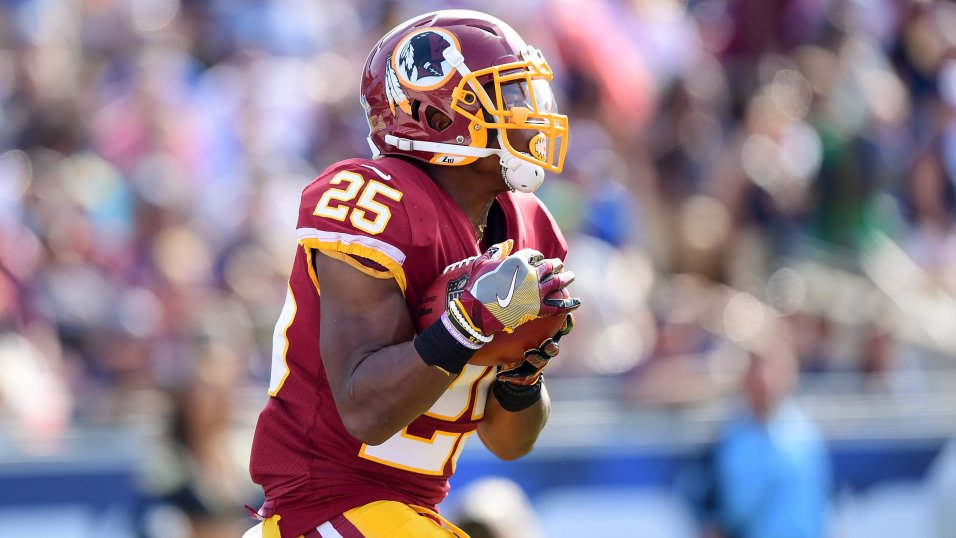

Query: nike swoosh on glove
[{"left": 447, "top": 241, "right": 580, "bottom": 347}]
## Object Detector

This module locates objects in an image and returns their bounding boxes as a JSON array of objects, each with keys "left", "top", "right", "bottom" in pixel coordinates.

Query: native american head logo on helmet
[
  {"left": 384, "top": 28, "right": 460, "bottom": 118},
  {"left": 400, "top": 31, "right": 449, "bottom": 81},
  {"left": 393, "top": 29, "right": 459, "bottom": 89}
]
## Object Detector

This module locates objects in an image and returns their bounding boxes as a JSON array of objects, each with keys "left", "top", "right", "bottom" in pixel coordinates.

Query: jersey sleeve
[{"left": 296, "top": 161, "right": 415, "bottom": 296}]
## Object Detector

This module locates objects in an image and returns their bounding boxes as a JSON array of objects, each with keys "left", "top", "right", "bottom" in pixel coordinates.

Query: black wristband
[
  {"left": 414, "top": 315, "right": 478, "bottom": 375},
  {"left": 492, "top": 377, "right": 543, "bottom": 412}
]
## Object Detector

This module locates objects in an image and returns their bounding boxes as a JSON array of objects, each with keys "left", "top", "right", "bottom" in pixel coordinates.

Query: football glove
[
  {"left": 447, "top": 241, "right": 579, "bottom": 347},
  {"left": 497, "top": 313, "right": 574, "bottom": 386}
]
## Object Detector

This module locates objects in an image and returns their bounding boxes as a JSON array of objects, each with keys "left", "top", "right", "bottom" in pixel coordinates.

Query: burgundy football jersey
[{"left": 249, "top": 156, "right": 568, "bottom": 537}]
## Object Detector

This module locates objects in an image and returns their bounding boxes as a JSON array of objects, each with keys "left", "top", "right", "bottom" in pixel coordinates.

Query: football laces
[{"left": 442, "top": 255, "right": 479, "bottom": 274}]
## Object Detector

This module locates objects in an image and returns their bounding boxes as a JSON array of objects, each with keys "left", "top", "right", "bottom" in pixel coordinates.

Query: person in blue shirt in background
[{"left": 710, "top": 330, "right": 832, "bottom": 538}]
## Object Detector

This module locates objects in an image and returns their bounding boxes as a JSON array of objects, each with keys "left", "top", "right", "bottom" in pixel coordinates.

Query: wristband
[
  {"left": 492, "top": 377, "right": 543, "bottom": 412},
  {"left": 414, "top": 312, "right": 479, "bottom": 375}
]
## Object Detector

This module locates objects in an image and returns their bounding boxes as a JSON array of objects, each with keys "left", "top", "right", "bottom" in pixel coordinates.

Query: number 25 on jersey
[{"left": 314, "top": 170, "right": 403, "bottom": 235}]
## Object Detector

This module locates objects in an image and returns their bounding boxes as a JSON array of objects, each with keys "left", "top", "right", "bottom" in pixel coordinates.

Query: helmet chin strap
[
  {"left": 500, "top": 152, "right": 545, "bottom": 193},
  {"left": 497, "top": 129, "right": 545, "bottom": 193},
  {"left": 382, "top": 133, "right": 547, "bottom": 193}
]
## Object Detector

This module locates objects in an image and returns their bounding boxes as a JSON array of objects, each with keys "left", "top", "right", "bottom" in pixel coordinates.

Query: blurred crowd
[{"left": 3, "top": 0, "right": 956, "bottom": 536}]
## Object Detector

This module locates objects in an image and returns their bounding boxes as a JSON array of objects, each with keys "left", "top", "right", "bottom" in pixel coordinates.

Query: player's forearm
[
  {"left": 477, "top": 383, "right": 550, "bottom": 460},
  {"left": 333, "top": 341, "right": 454, "bottom": 445}
]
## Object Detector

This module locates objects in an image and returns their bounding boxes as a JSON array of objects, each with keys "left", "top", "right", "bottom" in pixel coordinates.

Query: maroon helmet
[{"left": 360, "top": 10, "right": 569, "bottom": 192}]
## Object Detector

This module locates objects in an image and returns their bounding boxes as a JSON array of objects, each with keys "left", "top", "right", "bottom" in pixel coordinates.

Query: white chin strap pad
[{"left": 500, "top": 154, "right": 545, "bottom": 193}]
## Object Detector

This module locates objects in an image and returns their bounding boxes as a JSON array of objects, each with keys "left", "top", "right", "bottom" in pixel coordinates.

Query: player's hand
[
  {"left": 447, "top": 241, "right": 579, "bottom": 346},
  {"left": 497, "top": 313, "right": 574, "bottom": 386}
]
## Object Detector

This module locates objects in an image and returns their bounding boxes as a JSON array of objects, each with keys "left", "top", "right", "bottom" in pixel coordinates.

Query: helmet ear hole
[{"left": 424, "top": 106, "right": 453, "bottom": 132}]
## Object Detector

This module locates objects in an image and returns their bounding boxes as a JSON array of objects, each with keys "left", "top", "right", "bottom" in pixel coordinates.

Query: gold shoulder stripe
[
  {"left": 319, "top": 250, "right": 394, "bottom": 281},
  {"left": 300, "top": 237, "right": 408, "bottom": 296}
]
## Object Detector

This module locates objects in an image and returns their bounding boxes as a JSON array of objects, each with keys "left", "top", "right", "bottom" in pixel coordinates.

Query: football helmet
[{"left": 360, "top": 10, "right": 569, "bottom": 192}]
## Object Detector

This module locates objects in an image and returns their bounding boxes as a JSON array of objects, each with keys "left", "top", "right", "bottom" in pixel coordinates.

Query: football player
[{"left": 245, "top": 10, "right": 581, "bottom": 538}]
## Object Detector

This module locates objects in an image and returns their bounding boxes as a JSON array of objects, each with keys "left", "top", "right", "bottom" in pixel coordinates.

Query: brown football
[{"left": 415, "top": 270, "right": 569, "bottom": 366}]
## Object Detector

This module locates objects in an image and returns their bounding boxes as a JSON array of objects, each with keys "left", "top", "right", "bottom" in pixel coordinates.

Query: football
[{"left": 415, "top": 269, "right": 570, "bottom": 366}]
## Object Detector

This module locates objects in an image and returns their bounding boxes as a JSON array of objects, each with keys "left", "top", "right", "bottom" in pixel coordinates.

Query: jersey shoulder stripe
[{"left": 297, "top": 227, "right": 408, "bottom": 295}]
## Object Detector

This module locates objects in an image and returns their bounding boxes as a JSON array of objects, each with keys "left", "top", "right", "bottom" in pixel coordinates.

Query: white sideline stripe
[
  {"left": 317, "top": 520, "right": 344, "bottom": 538},
  {"left": 297, "top": 228, "right": 406, "bottom": 266}
]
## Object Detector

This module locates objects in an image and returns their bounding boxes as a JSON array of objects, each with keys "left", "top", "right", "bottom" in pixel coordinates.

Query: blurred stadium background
[{"left": 3, "top": 0, "right": 956, "bottom": 536}]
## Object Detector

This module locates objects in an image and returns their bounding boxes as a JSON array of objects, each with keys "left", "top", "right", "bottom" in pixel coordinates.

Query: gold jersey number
[{"left": 313, "top": 171, "right": 403, "bottom": 235}]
